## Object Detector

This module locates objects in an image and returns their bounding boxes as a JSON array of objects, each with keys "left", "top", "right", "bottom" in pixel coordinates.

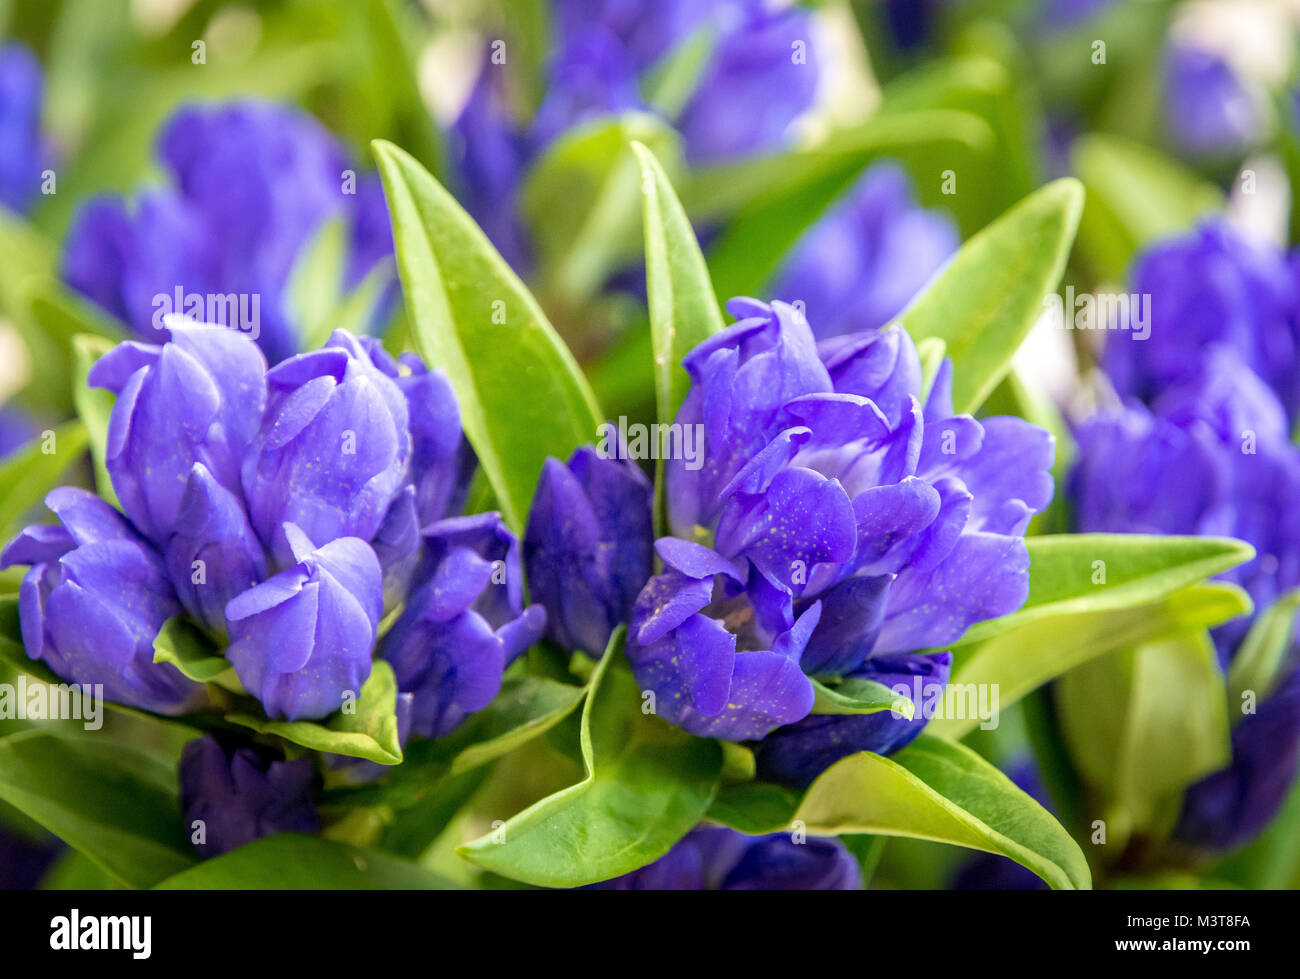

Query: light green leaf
[
  {"left": 0, "top": 730, "right": 195, "bottom": 889},
  {"left": 1072, "top": 133, "right": 1223, "bottom": 282},
  {"left": 71, "top": 333, "right": 119, "bottom": 507},
  {"left": 633, "top": 141, "right": 724, "bottom": 532},
  {"left": 642, "top": 26, "right": 715, "bottom": 117},
  {"left": 810, "top": 676, "right": 914, "bottom": 718},
  {"left": 154, "top": 833, "right": 457, "bottom": 889},
  {"left": 1227, "top": 588, "right": 1300, "bottom": 710},
  {"left": 932, "top": 582, "right": 1250, "bottom": 739},
  {"left": 228, "top": 661, "right": 403, "bottom": 765},
  {"left": 522, "top": 112, "right": 680, "bottom": 305},
  {"left": 1057, "top": 631, "right": 1231, "bottom": 840},
  {"left": 152, "top": 617, "right": 241, "bottom": 690},
  {"left": 0, "top": 420, "right": 88, "bottom": 537},
  {"left": 899, "top": 178, "right": 1083, "bottom": 413},
  {"left": 794, "top": 737, "right": 1090, "bottom": 889},
  {"left": 458, "top": 628, "right": 723, "bottom": 886},
  {"left": 288, "top": 217, "right": 349, "bottom": 352},
  {"left": 959, "top": 533, "right": 1256, "bottom": 647},
  {"left": 372, "top": 139, "right": 603, "bottom": 534}
]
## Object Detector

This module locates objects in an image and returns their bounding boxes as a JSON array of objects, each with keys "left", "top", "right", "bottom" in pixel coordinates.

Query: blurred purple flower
[
  {"left": 1164, "top": 44, "right": 1260, "bottom": 157},
  {"left": 0, "top": 43, "right": 45, "bottom": 215},
  {"left": 771, "top": 163, "right": 957, "bottom": 339},
  {"left": 61, "top": 101, "right": 393, "bottom": 363}
]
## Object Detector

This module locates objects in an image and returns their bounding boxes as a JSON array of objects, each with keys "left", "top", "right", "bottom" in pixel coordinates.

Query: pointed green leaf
[
  {"left": 959, "top": 533, "right": 1256, "bottom": 647},
  {"left": 900, "top": 178, "right": 1084, "bottom": 413},
  {"left": 1227, "top": 588, "right": 1300, "bottom": 710},
  {"left": 0, "top": 731, "right": 195, "bottom": 889},
  {"left": 154, "top": 833, "right": 457, "bottom": 889},
  {"left": 372, "top": 139, "right": 603, "bottom": 533},
  {"left": 932, "top": 582, "right": 1251, "bottom": 739},
  {"left": 810, "top": 676, "right": 914, "bottom": 718},
  {"left": 793, "top": 737, "right": 1090, "bottom": 889},
  {"left": 152, "top": 617, "right": 241, "bottom": 690},
  {"left": 228, "top": 661, "right": 403, "bottom": 765},
  {"left": 458, "top": 628, "right": 723, "bottom": 886},
  {"left": 0, "top": 420, "right": 88, "bottom": 537}
]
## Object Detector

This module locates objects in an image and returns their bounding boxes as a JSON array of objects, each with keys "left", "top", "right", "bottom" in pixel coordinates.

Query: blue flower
[
  {"left": 87, "top": 320, "right": 267, "bottom": 544},
  {"left": 61, "top": 100, "right": 393, "bottom": 363},
  {"left": 382, "top": 513, "right": 546, "bottom": 738},
  {"left": 0, "top": 488, "right": 204, "bottom": 714},
  {"left": 592, "top": 825, "right": 860, "bottom": 889},
  {"left": 226, "top": 526, "right": 382, "bottom": 721},
  {"left": 771, "top": 163, "right": 958, "bottom": 340},
  {"left": 630, "top": 298, "right": 1053, "bottom": 768},
  {"left": 1102, "top": 221, "right": 1300, "bottom": 422},
  {"left": 1164, "top": 44, "right": 1260, "bottom": 157},
  {"left": 524, "top": 447, "right": 653, "bottom": 656},
  {"left": 179, "top": 735, "right": 318, "bottom": 857},
  {"left": 0, "top": 42, "right": 45, "bottom": 215}
]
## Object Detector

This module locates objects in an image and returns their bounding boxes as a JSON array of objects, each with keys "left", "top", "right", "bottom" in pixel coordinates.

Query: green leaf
[
  {"left": 71, "top": 333, "right": 119, "bottom": 507},
  {"left": 153, "top": 833, "right": 457, "bottom": 889},
  {"left": 707, "top": 781, "right": 803, "bottom": 834},
  {"left": 522, "top": 112, "right": 680, "bottom": 305},
  {"left": 933, "top": 582, "right": 1251, "bottom": 740},
  {"left": 458, "top": 627, "right": 723, "bottom": 886},
  {"left": 152, "top": 617, "right": 240, "bottom": 689},
  {"left": 228, "top": 661, "right": 403, "bottom": 765},
  {"left": 899, "top": 178, "right": 1083, "bottom": 413},
  {"left": 1227, "top": 588, "right": 1300, "bottom": 710},
  {"left": 288, "top": 217, "right": 349, "bottom": 352},
  {"left": 0, "top": 731, "right": 195, "bottom": 889},
  {"left": 794, "top": 737, "right": 1091, "bottom": 889},
  {"left": 959, "top": 533, "right": 1256, "bottom": 647},
  {"left": 1057, "top": 631, "right": 1230, "bottom": 840},
  {"left": 1071, "top": 133, "right": 1222, "bottom": 282},
  {"left": 372, "top": 139, "right": 604, "bottom": 534},
  {"left": 810, "top": 676, "right": 914, "bottom": 718},
  {"left": 0, "top": 420, "right": 88, "bottom": 537},
  {"left": 697, "top": 110, "right": 992, "bottom": 302},
  {"left": 633, "top": 141, "right": 724, "bottom": 532},
  {"left": 14, "top": 285, "right": 123, "bottom": 415}
]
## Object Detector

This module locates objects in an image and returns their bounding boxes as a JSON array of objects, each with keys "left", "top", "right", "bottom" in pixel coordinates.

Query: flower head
[
  {"left": 0, "top": 487, "right": 204, "bottom": 714},
  {"left": 179, "top": 735, "right": 318, "bottom": 857},
  {"left": 524, "top": 447, "right": 653, "bottom": 656},
  {"left": 61, "top": 100, "right": 393, "bottom": 363},
  {"left": 0, "top": 42, "right": 45, "bottom": 215},
  {"left": 382, "top": 513, "right": 546, "bottom": 738}
]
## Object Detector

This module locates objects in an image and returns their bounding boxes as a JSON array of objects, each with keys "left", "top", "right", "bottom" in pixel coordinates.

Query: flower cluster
[
  {"left": 61, "top": 101, "right": 394, "bottom": 364},
  {"left": 1072, "top": 219, "right": 1300, "bottom": 851},
  {"left": 453, "top": 0, "right": 818, "bottom": 270},
  {"left": 1, "top": 322, "right": 541, "bottom": 746},
  {"left": 528, "top": 297, "right": 1055, "bottom": 788}
]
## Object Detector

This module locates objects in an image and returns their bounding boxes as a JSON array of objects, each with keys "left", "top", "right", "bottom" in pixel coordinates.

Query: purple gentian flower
[
  {"left": 771, "top": 163, "right": 958, "bottom": 339},
  {"left": 1164, "top": 44, "right": 1260, "bottom": 157},
  {"left": 225, "top": 525, "right": 382, "bottom": 721},
  {"left": 61, "top": 100, "right": 393, "bottom": 363},
  {"left": 87, "top": 320, "right": 267, "bottom": 544},
  {"left": 0, "top": 43, "right": 45, "bottom": 215},
  {"left": 179, "top": 735, "right": 318, "bottom": 857},
  {"left": 0, "top": 487, "right": 204, "bottom": 714},
  {"left": 630, "top": 298, "right": 1052, "bottom": 768},
  {"left": 524, "top": 447, "right": 653, "bottom": 656},
  {"left": 592, "top": 825, "right": 860, "bottom": 889},
  {"left": 1103, "top": 221, "right": 1300, "bottom": 421},
  {"left": 382, "top": 513, "right": 546, "bottom": 738}
]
